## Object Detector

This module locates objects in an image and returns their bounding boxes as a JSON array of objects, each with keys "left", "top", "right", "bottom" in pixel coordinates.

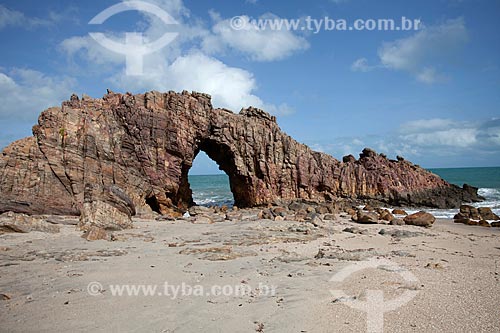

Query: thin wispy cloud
[
  {"left": 351, "top": 57, "right": 376, "bottom": 72},
  {"left": 202, "top": 12, "right": 309, "bottom": 62},
  {"left": 0, "top": 69, "right": 75, "bottom": 121},
  {"left": 0, "top": 4, "right": 52, "bottom": 29},
  {"left": 310, "top": 118, "right": 500, "bottom": 166},
  {"left": 352, "top": 18, "right": 468, "bottom": 83}
]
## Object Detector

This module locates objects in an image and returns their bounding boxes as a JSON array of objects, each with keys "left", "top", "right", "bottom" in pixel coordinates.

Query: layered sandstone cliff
[{"left": 0, "top": 90, "right": 481, "bottom": 216}]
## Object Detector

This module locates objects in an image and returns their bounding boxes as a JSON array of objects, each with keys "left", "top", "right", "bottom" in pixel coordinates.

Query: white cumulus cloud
[
  {"left": 59, "top": 0, "right": 299, "bottom": 115},
  {"left": 113, "top": 51, "right": 294, "bottom": 115}
]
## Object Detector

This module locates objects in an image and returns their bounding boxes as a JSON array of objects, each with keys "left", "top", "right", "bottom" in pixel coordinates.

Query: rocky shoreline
[
  {"left": 1, "top": 196, "right": 499, "bottom": 241},
  {"left": 0, "top": 90, "right": 482, "bottom": 220}
]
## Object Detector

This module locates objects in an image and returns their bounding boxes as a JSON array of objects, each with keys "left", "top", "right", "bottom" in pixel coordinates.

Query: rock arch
[
  {"left": 0, "top": 90, "right": 481, "bottom": 216},
  {"left": 175, "top": 139, "right": 248, "bottom": 209}
]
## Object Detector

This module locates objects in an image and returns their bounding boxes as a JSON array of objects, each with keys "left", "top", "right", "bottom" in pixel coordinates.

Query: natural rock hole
[
  {"left": 187, "top": 151, "right": 234, "bottom": 207},
  {"left": 145, "top": 195, "right": 161, "bottom": 214}
]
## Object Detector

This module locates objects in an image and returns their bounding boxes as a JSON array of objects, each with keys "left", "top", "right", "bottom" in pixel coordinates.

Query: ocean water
[
  {"left": 424, "top": 167, "right": 500, "bottom": 218},
  {"left": 189, "top": 167, "right": 500, "bottom": 218},
  {"left": 428, "top": 167, "right": 500, "bottom": 189},
  {"left": 188, "top": 174, "right": 234, "bottom": 207}
]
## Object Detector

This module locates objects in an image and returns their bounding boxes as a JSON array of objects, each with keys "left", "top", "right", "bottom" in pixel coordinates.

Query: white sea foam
[
  {"left": 193, "top": 185, "right": 500, "bottom": 218},
  {"left": 401, "top": 188, "right": 500, "bottom": 220},
  {"left": 475, "top": 188, "right": 500, "bottom": 210},
  {"left": 192, "top": 193, "right": 234, "bottom": 207}
]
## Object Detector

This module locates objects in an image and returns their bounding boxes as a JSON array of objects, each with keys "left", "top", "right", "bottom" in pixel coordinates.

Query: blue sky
[{"left": 0, "top": 0, "right": 499, "bottom": 175}]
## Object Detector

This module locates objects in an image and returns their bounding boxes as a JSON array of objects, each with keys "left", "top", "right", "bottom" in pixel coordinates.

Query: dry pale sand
[{"left": 1, "top": 215, "right": 499, "bottom": 333}]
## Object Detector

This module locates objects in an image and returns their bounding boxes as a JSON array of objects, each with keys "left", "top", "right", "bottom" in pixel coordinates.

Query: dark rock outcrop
[
  {"left": 458, "top": 205, "right": 481, "bottom": 220},
  {"left": 454, "top": 205, "right": 499, "bottom": 227},
  {"left": 0, "top": 90, "right": 483, "bottom": 216},
  {"left": 477, "top": 207, "right": 500, "bottom": 220}
]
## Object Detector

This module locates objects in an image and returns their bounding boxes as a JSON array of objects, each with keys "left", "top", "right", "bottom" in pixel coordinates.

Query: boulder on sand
[
  {"left": 392, "top": 209, "right": 408, "bottom": 216},
  {"left": 459, "top": 205, "right": 480, "bottom": 220},
  {"left": 454, "top": 206, "right": 499, "bottom": 227},
  {"left": 0, "top": 212, "right": 60, "bottom": 233},
  {"left": 404, "top": 211, "right": 435, "bottom": 228},
  {"left": 478, "top": 207, "right": 499, "bottom": 220},
  {"left": 355, "top": 211, "right": 379, "bottom": 224},
  {"left": 379, "top": 209, "right": 394, "bottom": 222}
]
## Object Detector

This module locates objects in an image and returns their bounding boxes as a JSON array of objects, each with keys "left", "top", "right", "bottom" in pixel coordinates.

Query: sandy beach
[
  {"left": 1, "top": 1, "right": 499, "bottom": 332},
  {"left": 1, "top": 214, "right": 499, "bottom": 332}
]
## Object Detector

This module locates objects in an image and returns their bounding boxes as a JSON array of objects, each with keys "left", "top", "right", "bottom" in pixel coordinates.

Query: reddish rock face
[{"left": 0, "top": 90, "right": 482, "bottom": 216}]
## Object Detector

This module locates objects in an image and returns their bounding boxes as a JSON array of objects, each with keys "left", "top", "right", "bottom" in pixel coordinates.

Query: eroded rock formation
[
  {"left": 78, "top": 184, "right": 135, "bottom": 239},
  {"left": 0, "top": 90, "right": 482, "bottom": 216}
]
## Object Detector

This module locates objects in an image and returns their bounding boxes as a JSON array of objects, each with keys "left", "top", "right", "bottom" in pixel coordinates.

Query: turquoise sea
[
  {"left": 426, "top": 167, "right": 500, "bottom": 218},
  {"left": 189, "top": 167, "right": 500, "bottom": 217},
  {"left": 428, "top": 167, "right": 500, "bottom": 189},
  {"left": 188, "top": 174, "right": 234, "bottom": 207}
]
